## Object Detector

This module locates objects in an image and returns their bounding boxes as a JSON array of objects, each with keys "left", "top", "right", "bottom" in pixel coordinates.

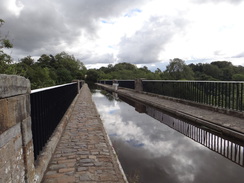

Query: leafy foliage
[
  {"left": 165, "top": 58, "right": 194, "bottom": 80},
  {"left": 86, "top": 59, "right": 244, "bottom": 83},
  {"left": 0, "top": 19, "right": 14, "bottom": 74},
  {"left": 0, "top": 52, "right": 86, "bottom": 89}
]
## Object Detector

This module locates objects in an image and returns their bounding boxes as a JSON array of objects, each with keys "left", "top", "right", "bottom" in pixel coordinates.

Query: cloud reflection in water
[{"left": 92, "top": 90, "right": 244, "bottom": 183}]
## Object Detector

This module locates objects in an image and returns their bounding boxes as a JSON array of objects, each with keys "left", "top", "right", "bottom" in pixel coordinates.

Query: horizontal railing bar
[
  {"left": 100, "top": 80, "right": 135, "bottom": 81},
  {"left": 142, "top": 80, "right": 244, "bottom": 84},
  {"left": 31, "top": 82, "right": 76, "bottom": 93}
]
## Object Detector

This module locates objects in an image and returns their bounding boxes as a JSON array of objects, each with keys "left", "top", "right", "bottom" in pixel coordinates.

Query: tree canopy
[
  {"left": 165, "top": 58, "right": 194, "bottom": 80},
  {"left": 15, "top": 52, "right": 87, "bottom": 89},
  {"left": 85, "top": 59, "right": 244, "bottom": 83},
  {"left": 0, "top": 19, "right": 13, "bottom": 74}
]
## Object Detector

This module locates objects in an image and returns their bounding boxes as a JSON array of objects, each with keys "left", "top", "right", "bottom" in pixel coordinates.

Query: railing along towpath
[{"left": 99, "top": 80, "right": 244, "bottom": 112}]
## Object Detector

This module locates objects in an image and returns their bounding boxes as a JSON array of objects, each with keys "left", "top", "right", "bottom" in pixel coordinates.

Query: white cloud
[
  {"left": 1, "top": 0, "right": 244, "bottom": 67},
  {"left": 6, "top": 0, "right": 24, "bottom": 16}
]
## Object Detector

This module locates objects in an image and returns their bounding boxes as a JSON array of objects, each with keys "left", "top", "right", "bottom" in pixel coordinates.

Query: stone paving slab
[
  {"left": 97, "top": 84, "right": 244, "bottom": 142},
  {"left": 41, "top": 84, "right": 127, "bottom": 183}
]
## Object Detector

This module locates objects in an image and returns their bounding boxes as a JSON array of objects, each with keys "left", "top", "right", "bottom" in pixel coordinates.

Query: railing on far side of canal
[
  {"left": 142, "top": 80, "right": 244, "bottom": 112},
  {"left": 30, "top": 82, "right": 81, "bottom": 160},
  {"left": 99, "top": 80, "right": 244, "bottom": 112},
  {"left": 99, "top": 80, "right": 135, "bottom": 89}
]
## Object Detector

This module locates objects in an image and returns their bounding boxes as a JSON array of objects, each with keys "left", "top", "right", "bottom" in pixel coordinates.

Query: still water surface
[{"left": 92, "top": 90, "right": 244, "bottom": 183}]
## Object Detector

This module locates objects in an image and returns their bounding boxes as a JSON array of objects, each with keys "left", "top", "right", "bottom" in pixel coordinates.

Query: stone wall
[{"left": 0, "top": 74, "right": 35, "bottom": 183}]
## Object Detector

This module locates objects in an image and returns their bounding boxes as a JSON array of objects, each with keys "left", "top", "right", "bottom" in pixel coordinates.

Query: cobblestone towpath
[{"left": 42, "top": 84, "right": 127, "bottom": 183}]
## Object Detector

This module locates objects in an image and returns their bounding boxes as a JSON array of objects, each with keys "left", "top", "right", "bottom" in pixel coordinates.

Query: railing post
[
  {"left": 135, "top": 78, "right": 143, "bottom": 92},
  {"left": 0, "top": 74, "right": 35, "bottom": 183},
  {"left": 72, "top": 80, "right": 80, "bottom": 93},
  {"left": 113, "top": 79, "right": 119, "bottom": 91}
]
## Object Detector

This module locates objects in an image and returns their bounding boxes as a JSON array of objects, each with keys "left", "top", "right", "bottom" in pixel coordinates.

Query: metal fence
[
  {"left": 30, "top": 83, "right": 78, "bottom": 160},
  {"left": 143, "top": 80, "right": 244, "bottom": 112},
  {"left": 100, "top": 80, "right": 113, "bottom": 85},
  {"left": 99, "top": 80, "right": 135, "bottom": 89},
  {"left": 117, "top": 80, "right": 135, "bottom": 89}
]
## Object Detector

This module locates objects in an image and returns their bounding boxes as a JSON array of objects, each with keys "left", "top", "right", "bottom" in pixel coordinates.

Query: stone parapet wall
[{"left": 0, "top": 74, "right": 35, "bottom": 183}]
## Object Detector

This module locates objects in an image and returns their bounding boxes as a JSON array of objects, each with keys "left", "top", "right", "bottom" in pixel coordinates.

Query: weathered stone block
[
  {"left": 14, "top": 133, "right": 23, "bottom": 151},
  {"left": 12, "top": 146, "right": 25, "bottom": 183},
  {"left": 0, "top": 139, "right": 13, "bottom": 168},
  {"left": 0, "top": 74, "right": 31, "bottom": 99},
  {"left": 0, "top": 123, "right": 21, "bottom": 148},
  {"left": 23, "top": 140, "right": 35, "bottom": 183},
  {"left": 0, "top": 162, "right": 12, "bottom": 182},
  {"left": 21, "top": 117, "right": 33, "bottom": 146},
  {"left": 0, "top": 132, "right": 25, "bottom": 183},
  {"left": 0, "top": 95, "right": 29, "bottom": 134}
]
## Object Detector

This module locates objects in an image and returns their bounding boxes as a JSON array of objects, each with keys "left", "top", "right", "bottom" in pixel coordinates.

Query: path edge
[{"left": 90, "top": 88, "right": 129, "bottom": 183}]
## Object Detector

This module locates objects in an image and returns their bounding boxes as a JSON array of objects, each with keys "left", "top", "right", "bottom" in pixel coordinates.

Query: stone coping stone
[{"left": 0, "top": 74, "right": 31, "bottom": 98}]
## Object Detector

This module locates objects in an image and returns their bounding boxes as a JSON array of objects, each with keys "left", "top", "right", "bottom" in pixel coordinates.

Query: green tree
[
  {"left": 113, "top": 62, "right": 137, "bottom": 71},
  {"left": 86, "top": 69, "right": 100, "bottom": 83},
  {"left": 202, "top": 64, "right": 222, "bottom": 80},
  {"left": 37, "top": 54, "right": 53, "bottom": 68},
  {"left": 56, "top": 68, "right": 73, "bottom": 84},
  {"left": 155, "top": 68, "right": 162, "bottom": 74},
  {"left": 210, "top": 61, "right": 234, "bottom": 80},
  {"left": 0, "top": 19, "right": 13, "bottom": 73},
  {"left": 232, "top": 74, "right": 244, "bottom": 81},
  {"left": 165, "top": 58, "right": 194, "bottom": 80},
  {"left": 55, "top": 52, "right": 86, "bottom": 81},
  {"left": 211, "top": 61, "right": 232, "bottom": 68}
]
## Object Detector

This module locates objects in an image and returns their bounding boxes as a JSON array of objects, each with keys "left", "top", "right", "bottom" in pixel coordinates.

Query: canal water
[{"left": 92, "top": 89, "right": 244, "bottom": 183}]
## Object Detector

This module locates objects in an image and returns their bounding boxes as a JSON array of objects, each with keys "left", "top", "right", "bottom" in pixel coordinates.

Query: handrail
[
  {"left": 31, "top": 83, "right": 75, "bottom": 93},
  {"left": 142, "top": 80, "right": 244, "bottom": 84},
  {"left": 30, "top": 82, "right": 79, "bottom": 160},
  {"left": 142, "top": 80, "right": 244, "bottom": 112}
]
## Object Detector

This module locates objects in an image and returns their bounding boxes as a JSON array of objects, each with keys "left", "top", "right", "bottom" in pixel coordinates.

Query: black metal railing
[
  {"left": 99, "top": 80, "right": 135, "bottom": 89},
  {"left": 117, "top": 80, "right": 135, "bottom": 89},
  {"left": 100, "top": 80, "right": 113, "bottom": 85},
  {"left": 146, "top": 105, "right": 244, "bottom": 167},
  {"left": 142, "top": 80, "right": 244, "bottom": 112},
  {"left": 31, "top": 83, "right": 78, "bottom": 160}
]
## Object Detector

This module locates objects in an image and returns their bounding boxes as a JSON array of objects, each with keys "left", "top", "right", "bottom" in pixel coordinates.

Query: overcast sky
[{"left": 1, "top": 0, "right": 244, "bottom": 70}]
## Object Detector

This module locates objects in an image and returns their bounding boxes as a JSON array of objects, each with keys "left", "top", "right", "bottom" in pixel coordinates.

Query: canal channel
[{"left": 92, "top": 89, "right": 244, "bottom": 183}]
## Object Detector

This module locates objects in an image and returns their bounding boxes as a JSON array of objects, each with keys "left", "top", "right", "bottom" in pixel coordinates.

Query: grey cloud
[
  {"left": 117, "top": 16, "right": 188, "bottom": 64},
  {"left": 0, "top": 0, "right": 145, "bottom": 60},
  {"left": 233, "top": 52, "right": 244, "bottom": 58},
  {"left": 191, "top": 0, "right": 244, "bottom": 4},
  {"left": 57, "top": 0, "right": 146, "bottom": 34},
  {"left": 1, "top": 0, "right": 78, "bottom": 56}
]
